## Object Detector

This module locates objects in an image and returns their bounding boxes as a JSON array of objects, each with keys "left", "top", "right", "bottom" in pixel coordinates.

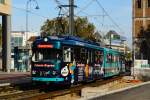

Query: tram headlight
[
  {"left": 52, "top": 70, "right": 57, "bottom": 76},
  {"left": 61, "top": 66, "right": 69, "bottom": 77},
  {"left": 44, "top": 37, "right": 48, "bottom": 42},
  {"left": 32, "top": 71, "right": 36, "bottom": 74}
]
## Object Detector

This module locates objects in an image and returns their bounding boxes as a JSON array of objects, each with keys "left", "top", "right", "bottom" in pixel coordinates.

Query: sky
[{"left": 12, "top": 0, "right": 132, "bottom": 46}]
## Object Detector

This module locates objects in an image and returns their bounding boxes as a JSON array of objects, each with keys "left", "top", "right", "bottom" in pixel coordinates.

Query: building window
[
  {"left": 12, "top": 37, "right": 23, "bottom": 47},
  {"left": 0, "top": 0, "right": 4, "bottom": 4},
  {"left": 137, "top": 0, "right": 142, "bottom": 8},
  {"left": 148, "top": 0, "right": 150, "bottom": 7}
]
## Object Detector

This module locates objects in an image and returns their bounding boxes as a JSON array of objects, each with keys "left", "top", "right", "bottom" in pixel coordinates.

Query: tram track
[
  {"left": 0, "top": 76, "right": 123, "bottom": 100},
  {"left": 24, "top": 76, "right": 123, "bottom": 100}
]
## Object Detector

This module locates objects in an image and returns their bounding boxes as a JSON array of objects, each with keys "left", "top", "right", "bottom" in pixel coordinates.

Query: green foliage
[
  {"left": 125, "top": 52, "right": 132, "bottom": 60},
  {"left": 138, "top": 25, "right": 150, "bottom": 61},
  {"left": 40, "top": 17, "right": 100, "bottom": 41},
  {"left": 41, "top": 17, "right": 68, "bottom": 36}
]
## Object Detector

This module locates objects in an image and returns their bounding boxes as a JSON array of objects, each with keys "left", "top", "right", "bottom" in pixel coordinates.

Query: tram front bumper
[{"left": 32, "top": 77, "right": 64, "bottom": 82}]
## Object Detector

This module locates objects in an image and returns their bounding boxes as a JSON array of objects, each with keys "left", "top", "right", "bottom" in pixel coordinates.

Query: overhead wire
[
  {"left": 75, "top": 0, "right": 108, "bottom": 34},
  {"left": 76, "top": 0, "right": 94, "bottom": 15},
  {"left": 95, "top": 0, "right": 126, "bottom": 34},
  {"left": 53, "top": 0, "right": 69, "bottom": 16},
  {"left": 11, "top": 0, "right": 126, "bottom": 35},
  {"left": 12, "top": 5, "right": 50, "bottom": 19}
]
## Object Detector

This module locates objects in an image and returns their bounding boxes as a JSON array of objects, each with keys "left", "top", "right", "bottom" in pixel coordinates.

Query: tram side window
[
  {"left": 88, "top": 50, "right": 93, "bottom": 64},
  {"left": 95, "top": 51, "right": 103, "bottom": 65},
  {"left": 32, "top": 50, "right": 43, "bottom": 61},
  {"left": 80, "top": 48, "right": 88, "bottom": 63},
  {"left": 90, "top": 51, "right": 94, "bottom": 63},
  {"left": 74, "top": 47, "right": 81, "bottom": 63},
  {"left": 112, "top": 55, "right": 116, "bottom": 63},
  {"left": 116, "top": 56, "right": 119, "bottom": 63},
  {"left": 107, "top": 54, "right": 112, "bottom": 63},
  {"left": 63, "top": 47, "right": 73, "bottom": 62}
]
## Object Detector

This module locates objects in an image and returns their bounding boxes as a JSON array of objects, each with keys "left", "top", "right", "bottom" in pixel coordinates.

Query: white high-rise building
[{"left": 11, "top": 31, "right": 38, "bottom": 47}]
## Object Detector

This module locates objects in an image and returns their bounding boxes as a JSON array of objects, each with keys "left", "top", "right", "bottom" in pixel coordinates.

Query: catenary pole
[{"left": 69, "top": 0, "right": 74, "bottom": 35}]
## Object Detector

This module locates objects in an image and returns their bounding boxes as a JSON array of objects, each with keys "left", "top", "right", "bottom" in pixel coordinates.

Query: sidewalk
[
  {"left": 0, "top": 72, "right": 31, "bottom": 85},
  {"left": 87, "top": 81, "right": 150, "bottom": 100}
]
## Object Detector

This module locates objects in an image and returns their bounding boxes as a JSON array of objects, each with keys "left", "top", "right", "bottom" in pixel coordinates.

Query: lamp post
[
  {"left": 25, "top": 0, "right": 39, "bottom": 72},
  {"left": 26, "top": 0, "right": 39, "bottom": 46}
]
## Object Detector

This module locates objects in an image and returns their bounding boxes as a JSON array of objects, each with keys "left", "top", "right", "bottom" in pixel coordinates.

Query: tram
[{"left": 31, "top": 36, "right": 125, "bottom": 85}]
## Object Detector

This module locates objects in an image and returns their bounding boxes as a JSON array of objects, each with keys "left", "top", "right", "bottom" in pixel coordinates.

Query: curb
[{"left": 79, "top": 81, "right": 150, "bottom": 100}]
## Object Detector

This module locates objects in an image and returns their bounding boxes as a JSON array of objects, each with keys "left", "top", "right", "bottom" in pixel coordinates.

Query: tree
[
  {"left": 40, "top": 17, "right": 97, "bottom": 40},
  {"left": 41, "top": 17, "right": 68, "bottom": 36},
  {"left": 125, "top": 52, "right": 132, "bottom": 61},
  {"left": 93, "top": 31, "right": 102, "bottom": 42},
  {"left": 138, "top": 25, "right": 150, "bottom": 61}
]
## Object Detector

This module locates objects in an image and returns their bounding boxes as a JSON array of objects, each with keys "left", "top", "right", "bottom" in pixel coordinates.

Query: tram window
[
  {"left": 90, "top": 51, "right": 93, "bottom": 63},
  {"left": 107, "top": 54, "right": 112, "bottom": 63},
  {"left": 80, "top": 48, "right": 88, "bottom": 63},
  {"left": 117, "top": 56, "right": 119, "bottom": 62},
  {"left": 32, "top": 52, "right": 35, "bottom": 61},
  {"left": 95, "top": 51, "right": 103, "bottom": 64},
  {"left": 63, "top": 47, "right": 73, "bottom": 62},
  {"left": 112, "top": 55, "right": 115, "bottom": 62},
  {"left": 74, "top": 48, "right": 81, "bottom": 63},
  {"left": 88, "top": 50, "right": 92, "bottom": 63},
  {"left": 32, "top": 49, "right": 62, "bottom": 61},
  {"left": 113, "top": 55, "right": 117, "bottom": 62}
]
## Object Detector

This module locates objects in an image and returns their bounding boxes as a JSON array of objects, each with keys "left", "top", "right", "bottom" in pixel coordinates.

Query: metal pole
[
  {"left": 26, "top": 0, "right": 39, "bottom": 45},
  {"left": 69, "top": 0, "right": 74, "bottom": 35},
  {"left": 133, "top": 38, "right": 135, "bottom": 79},
  {"left": 2, "top": 15, "right": 11, "bottom": 72},
  {"left": 26, "top": 0, "right": 30, "bottom": 46},
  {"left": 109, "top": 32, "right": 111, "bottom": 49}
]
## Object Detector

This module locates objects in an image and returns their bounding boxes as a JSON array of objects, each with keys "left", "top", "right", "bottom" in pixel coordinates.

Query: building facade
[
  {"left": 133, "top": 0, "right": 150, "bottom": 38},
  {"left": 104, "top": 30, "right": 129, "bottom": 54},
  {"left": 11, "top": 31, "right": 38, "bottom": 47},
  {"left": 11, "top": 31, "right": 38, "bottom": 72},
  {"left": 0, "top": 0, "right": 11, "bottom": 72},
  {"left": 0, "top": 0, "right": 11, "bottom": 15},
  {"left": 133, "top": 0, "right": 150, "bottom": 60}
]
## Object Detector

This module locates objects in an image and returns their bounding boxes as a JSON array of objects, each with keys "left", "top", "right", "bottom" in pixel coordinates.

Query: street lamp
[{"left": 26, "top": 0, "right": 39, "bottom": 46}]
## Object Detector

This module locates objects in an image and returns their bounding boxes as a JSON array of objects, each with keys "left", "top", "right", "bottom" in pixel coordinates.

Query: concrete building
[
  {"left": 133, "top": 0, "right": 150, "bottom": 38},
  {"left": 11, "top": 31, "right": 38, "bottom": 47},
  {"left": 11, "top": 31, "right": 38, "bottom": 72},
  {"left": 133, "top": 0, "right": 150, "bottom": 59},
  {"left": 105, "top": 40, "right": 129, "bottom": 54},
  {"left": 104, "top": 30, "right": 129, "bottom": 54},
  {"left": 132, "top": 0, "right": 150, "bottom": 80},
  {"left": 0, "top": 0, "right": 11, "bottom": 72}
]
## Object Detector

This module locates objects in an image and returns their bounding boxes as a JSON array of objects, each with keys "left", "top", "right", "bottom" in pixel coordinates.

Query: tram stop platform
[
  {"left": 80, "top": 80, "right": 150, "bottom": 100},
  {"left": 0, "top": 72, "right": 31, "bottom": 87}
]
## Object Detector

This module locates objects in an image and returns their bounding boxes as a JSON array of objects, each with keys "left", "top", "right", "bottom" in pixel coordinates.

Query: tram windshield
[{"left": 32, "top": 48, "right": 62, "bottom": 62}]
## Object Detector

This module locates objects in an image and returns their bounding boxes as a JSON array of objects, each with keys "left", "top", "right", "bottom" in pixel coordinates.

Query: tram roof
[
  {"left": 104, "top": 47, "right": 121, "bottom": 54},
  {"left": 33, "top": 35, "right": 104, "bottom": 50}
]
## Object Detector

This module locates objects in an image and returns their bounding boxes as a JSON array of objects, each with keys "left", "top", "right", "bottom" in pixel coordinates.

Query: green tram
[
  {"left": 103, "top": 48, "right": 125, "bottom": 77},
  {"left": 31, "top": 36, "right": 125, "bottom": 85}
]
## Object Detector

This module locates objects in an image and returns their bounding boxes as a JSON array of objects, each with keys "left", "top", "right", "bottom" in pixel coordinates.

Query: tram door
[{"left": 93, "top": 50, "right": 104, "bottom": 79}]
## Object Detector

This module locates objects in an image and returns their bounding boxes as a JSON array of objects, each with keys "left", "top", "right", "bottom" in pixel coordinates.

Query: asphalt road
[{"left": 90, "top": 82, "right": 150, "bottom": 100}]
